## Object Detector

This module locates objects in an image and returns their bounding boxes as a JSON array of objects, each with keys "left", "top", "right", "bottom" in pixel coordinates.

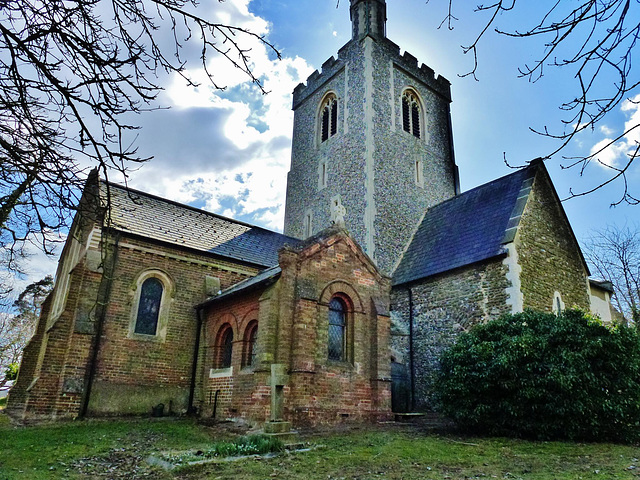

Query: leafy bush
[
  {"left": 4, "top": 363, "right": 19, "bottom": 381},
  {"left": 434, "top": 309, "right": 640, "bottom": 442}
]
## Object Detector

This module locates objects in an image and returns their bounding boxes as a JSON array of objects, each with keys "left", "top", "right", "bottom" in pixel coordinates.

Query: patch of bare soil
[
  {"left": 70, "top": 434, "right": 166, "bottom": 479},
  {"left": 68, "top": 419, "right": 255, "bottom": 479}
]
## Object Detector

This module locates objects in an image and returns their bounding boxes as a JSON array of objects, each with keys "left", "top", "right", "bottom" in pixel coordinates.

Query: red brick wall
[
  {"left": 199, "top": 229, "right": 392, "bottom": 427},
  {"left": 9, "top": 228, "right": 260, "bottom": 421}
]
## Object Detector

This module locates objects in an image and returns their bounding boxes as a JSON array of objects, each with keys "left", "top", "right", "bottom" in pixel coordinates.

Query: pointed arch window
[
  {"left": 552, "top": 292, "right": 565, "bottom": 315},
  {"left": 130, "top": 270, "right": 172, "bottom": 340},
  {"left": 402, "top": 90, "right": 421, "bottom": 138},
  {"left": 134, "top": 278, "right": 164, "bottom": 335},
  {"left": 328, "top": 297, "right": 347, "bottom": 361},
  {"left": 216, "top": 324, "right": 234, "bottom": 368},
  {"left": 242, "top": 320, "right": 258, "bottom": 367},
  {"left": 320, "top": 93, "right": 338, "bottom": 142}
]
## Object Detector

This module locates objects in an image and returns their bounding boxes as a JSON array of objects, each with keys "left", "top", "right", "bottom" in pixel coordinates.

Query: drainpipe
[
  {"left": 188, "top": 307, "right": 204, "bottom": 414},
  {"left": 408, "top": 286, "right": 415, "bottom": 412},
  {"left": 80, "top": 231, "right": 121, "bottom": 418}
]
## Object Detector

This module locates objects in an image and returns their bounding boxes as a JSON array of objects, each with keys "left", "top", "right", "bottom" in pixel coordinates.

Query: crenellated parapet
[
  {"left": 292, "top": 54, "right": 345, "bottom": 110},
  {"left": 292, "top": 38, "right": 451, "bottom": 110},
  {"left": 383, "top": 39, "right": 451, "bottom": 101}
]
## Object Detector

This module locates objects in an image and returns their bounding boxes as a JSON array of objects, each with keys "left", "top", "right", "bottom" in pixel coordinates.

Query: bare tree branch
[
  {"left": 584, "top": 224, "right": 640, "bottom": 326},
  {"left": 0, "top": 0, "right": 280, "bottom": 275},
  {"left": 441, "top": 0, "right": 640, "bottom": 203}
]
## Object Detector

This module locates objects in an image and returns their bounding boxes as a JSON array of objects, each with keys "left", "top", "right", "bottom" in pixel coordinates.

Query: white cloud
[
  {"left": 2, "top": 0, "right": 314, "bottom": 293},
  {"left": 125, "top": 1, "right": 315, "bottom": 232},
  {"left": 3, "top": 235, "right": 61, "bottom": 302},
  {"left": 589, "top": 137, "right": 628, "bottom": 168},
  {"left": 599, "top": 124, "right": 614, "bottom": 136},
  {"left": 589, "top": 94, "right": 640, "bottom": 169}
]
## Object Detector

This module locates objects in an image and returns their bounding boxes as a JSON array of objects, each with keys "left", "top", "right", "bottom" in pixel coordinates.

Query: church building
[{"left": 8, "top": 0, "right": 600, "bottom": 425}]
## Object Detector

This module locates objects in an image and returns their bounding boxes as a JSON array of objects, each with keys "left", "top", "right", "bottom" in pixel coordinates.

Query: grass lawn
[{"left": 0, "top": 415, "right": 638, "bottom": 479}]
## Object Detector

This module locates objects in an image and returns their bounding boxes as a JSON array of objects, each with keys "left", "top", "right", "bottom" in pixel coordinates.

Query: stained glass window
[
  {"left": 328, "top": 297, "right": 346, "bottom": 361},
  {"left": 243, "top": 321, "right": 258, "bottom": 367},
  {"left": 134, "top": 277, "right": 163, "bottom": 335}
]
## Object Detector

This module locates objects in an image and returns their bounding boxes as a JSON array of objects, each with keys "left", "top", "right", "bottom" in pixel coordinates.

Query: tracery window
[
  {"left": 328, "top": 297, "right": 347, "bottom": 361},
  {"left": 134, "top": 277, "right": 164, "bottom": 335},
  {"left": 402, "top": 90, "right": 421, "bottom": 138},
  {"left": 242, "top": 320, "right": 258, "bottom": 367},
  {"left": 320, "top": 93, "right": 338, "bottom": 142},
  {"left": 217, "top": 324, "right": 234, "bottom": 368}
]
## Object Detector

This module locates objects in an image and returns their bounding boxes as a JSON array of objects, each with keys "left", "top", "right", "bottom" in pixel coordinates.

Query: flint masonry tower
[{"left": 283, "top": 0, "right": 459, "bottom": 275}]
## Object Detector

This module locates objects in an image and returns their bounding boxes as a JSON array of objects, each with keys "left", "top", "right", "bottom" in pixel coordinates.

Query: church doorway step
[{"left": 391, "top": 361, "right": 411, "bottom": 413}]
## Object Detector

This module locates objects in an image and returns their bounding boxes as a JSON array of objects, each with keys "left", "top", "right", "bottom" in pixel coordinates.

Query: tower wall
[{"left": 284, "top": 5, "right": 458, "bottom": 275}]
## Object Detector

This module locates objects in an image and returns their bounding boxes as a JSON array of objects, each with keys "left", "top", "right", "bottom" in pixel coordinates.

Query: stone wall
[
  {"left": 516, "top": 170, "right": 590, "bottom": 312},
  {"left": 284, "top": 33, "right": 457, "bottom": 275},
  {"left": 391, "top": 259, "right": 511, "bottom": 410}
]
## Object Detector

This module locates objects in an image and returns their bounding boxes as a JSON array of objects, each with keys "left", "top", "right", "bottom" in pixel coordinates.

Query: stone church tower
[{"left": 283, "top": 0, "right": 460, "bottom": 274}]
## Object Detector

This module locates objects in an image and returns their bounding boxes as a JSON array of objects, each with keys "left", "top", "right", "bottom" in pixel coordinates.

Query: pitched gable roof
[
  {"left": 100, "top": 181, "right": 300, "bottom": 267},
  {"left": 392, "top": 163, "right": 539, "bottom": 286},
  {"left": 196, "top": 265, "right": 282, "bottom": 309}
]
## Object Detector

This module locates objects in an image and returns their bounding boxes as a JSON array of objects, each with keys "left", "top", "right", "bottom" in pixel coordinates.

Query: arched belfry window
[
  {"left": 320, "top": 93, "right": 338, "bottom": 142},
  {"left": 328, "top": 297, "right": 347, "bottom": 361},
  {"left": 402, "top": 90, "right": 421, "bottom": 138}
]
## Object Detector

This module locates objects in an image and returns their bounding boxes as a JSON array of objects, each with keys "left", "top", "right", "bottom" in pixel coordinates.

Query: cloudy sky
[{"left": 15, "top": 0, "right": 639, "bottom": 292}]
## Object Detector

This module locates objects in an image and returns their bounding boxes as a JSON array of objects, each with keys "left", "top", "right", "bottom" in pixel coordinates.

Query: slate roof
[
  {"left": 392, "top": 163, "right": 539, "bottom": 286},
  {"left": 196, "top": 266, "right": 282, "bottom": 309},
  {"left": 101, "top": 181, "right": 300, "bottom": 267}
]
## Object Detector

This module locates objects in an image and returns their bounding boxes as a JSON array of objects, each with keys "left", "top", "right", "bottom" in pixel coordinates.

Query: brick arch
[
  {"left": 239, "top": 308, "right": 259, "bottom": 329},
  {"left": 214, "top": 322, "right": 235, "bottom": 368},
  {"left": 319, "top": 280, "right": 364, "bottom": 313},
  {"left": 213, "top": 312, "right": 239, "bottom": 335}
]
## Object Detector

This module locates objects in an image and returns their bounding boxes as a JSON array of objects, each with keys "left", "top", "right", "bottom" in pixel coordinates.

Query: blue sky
[{"left": 13, "top": 0, "right": 639, "bottom": 292}]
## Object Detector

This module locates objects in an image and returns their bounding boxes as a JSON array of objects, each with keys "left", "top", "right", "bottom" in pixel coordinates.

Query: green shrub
[
  {"left": 434, "top": 309, "right": 640, "bottom": 442},
  {"left": 4, "top": 363, "right": 18, "bottom": 381}
]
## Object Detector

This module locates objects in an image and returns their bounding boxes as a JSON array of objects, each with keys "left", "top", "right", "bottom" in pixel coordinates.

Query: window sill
[
  {"left": 326, "top": 359, "right": 354, "bottom": 370},
  {"left": 128, "top": 332, "right": 166, "bottom": 343},
  {"left": 318, "top": 134, "right": 340, "bottom": 148},
  {"left": 210, "top": 367, "right": 233, "bottom": 378}
]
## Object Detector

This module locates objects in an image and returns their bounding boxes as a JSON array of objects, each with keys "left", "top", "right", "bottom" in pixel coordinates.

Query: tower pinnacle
[{"left": 350, "top": 0, "right": 387, "bottom": 40}]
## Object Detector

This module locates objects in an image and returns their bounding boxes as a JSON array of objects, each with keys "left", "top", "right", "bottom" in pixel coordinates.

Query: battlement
[
  {"left": 384, "top": 39, "right": 451, "bottom": 99},
  {"left": 292, "top": 38, "right": 451, "bottom": 110},
  {"left": 292, "top": 52, "right": 346, "bottom": 109}
]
